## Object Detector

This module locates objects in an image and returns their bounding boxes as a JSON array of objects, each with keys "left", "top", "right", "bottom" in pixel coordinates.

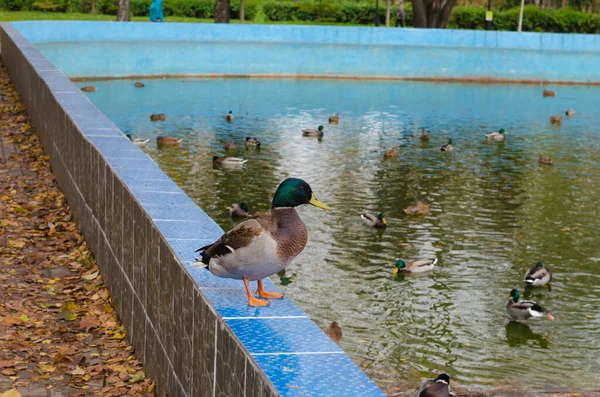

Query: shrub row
[
  {"left": 448, "top": 5, "right": 600, "bottom": 33},
  {"left": 263, "top": 0, "right": 414, "bottom": 25},
  {"left": 1, "top": 0, "right": 257, "bottom": 19}
]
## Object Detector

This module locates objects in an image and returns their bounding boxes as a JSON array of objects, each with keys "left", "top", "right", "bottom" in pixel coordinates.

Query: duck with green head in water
[
  {"left": 485, "top": 128, "right": 507, "bottom": 141},
  {"left": 225, "top": 110, "right": 234, "bottom": 122},
  {"left": 394, "top": 258, "right": 437, "bottom": 274},
  {"left": 507, "top": 289, "right": 555, "bottom": 321},
  {"left": 302, "top": 125, "right": 324, "bottom": 137},
  {"left": 440, "top": 138, "right": 454, "bottom": 152}
]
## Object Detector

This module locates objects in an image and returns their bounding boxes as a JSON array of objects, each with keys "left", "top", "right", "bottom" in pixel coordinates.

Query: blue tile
[
  {"left": 116, "top": 167, "right": 171, "bottom": 183},
  {"left": 87, "top": 135, "right": 139, "bottom": 158},
  {"left": 203, "top": 287, "right": 307, "bottom": 318},
  {"left": 124, "top": 178, "right": 186, "bottom": 194},
  {"left": 134, "top": 191, "right": 193, "bottom": 207},
  {"left": 167, "top": 239, "right": 213, "bottom": 263},
  {"left": 155, "top": 220, "right": 218, "bottom": 239},
  {"left": 254, "top": 354, "right": 387, "bottom": 397},
  {"left": 186, "top": 264, "right": 246, "bottom": 289},
  {"left": 226, "top": 317, "right": 342, "bottom": 354},
  {"left": 142, "top": 202, "right": 208, "bottom": 221},
  {"left": 105, "top": 156, "right": 157, "bottom": 170}
]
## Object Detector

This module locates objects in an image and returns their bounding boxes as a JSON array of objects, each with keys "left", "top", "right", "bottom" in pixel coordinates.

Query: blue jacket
[{"left": 149, "top": 0, "right": 164, "bottom": 22}]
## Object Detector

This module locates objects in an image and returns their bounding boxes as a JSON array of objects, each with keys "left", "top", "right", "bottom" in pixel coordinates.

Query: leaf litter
[{"left": 0, "top": 62, "right": 155, "bottom": 395}]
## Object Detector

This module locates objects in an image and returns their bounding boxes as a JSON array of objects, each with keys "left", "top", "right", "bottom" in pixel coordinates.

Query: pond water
[{"left": 80, "top": 78, "right": 600, "bottom": 393}]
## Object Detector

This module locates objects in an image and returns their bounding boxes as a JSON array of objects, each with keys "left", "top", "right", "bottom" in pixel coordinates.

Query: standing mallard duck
[
  {"left": 543, "top": 89, "right": 555, "bottom": 97},
  {"left": 245, "top": 137, "right": 261, "bottom": 149},
  {"left": 302, "top": 125, "right": 324, "bottom": 137},
  {"left": 324, "top": 321, "right": 342, "bottom": 344},
  {"left": 80, "top": 86, "right": 96, "bottom": 92},
  {"left": 420, "top": 129, "right": 430, "bottom": 142},
  {"left": 384, "top": 147, "right": 398, "bottom": 158},
  {"left": 404, "top": 201, "right": 430, "bottom": 216},
  {"left": 507, "top": 289, "right": 555, "bottom": 321},
  {"left": 126, "top": 134, "right": 149, "bottom": 147},
  {"left": 328, "top": 113, "right": 339, "bottom": 124},
  {"left": 224, "top": 141, "right": 237, "bottom": 151},
  {"left": 360, "top": 212, "right": 387, "bottom": 228},
  {"left": 415, "top": 374, "right": 451, "bottom": 397},
  {"left": 565, "top": 108, "right": 576, "bottom": 116},
  {"left": 524, "top": 261, "right": 552, "bottom": 287},
  {"left": 440, "top": 139, "right": 454, "bottom": 152},
  {"left": 134, "top": 81, "right": 145, "bottom": 88},
  {"left": 194, "top": 178, "right": 330, "bottom": 307},
  {"left": 549, "top": 115, "right": 562, "bottom": 125},
  {"left": 538, "top": 154, "right": 553, "bottom": 165},
  {"left": 225, "top": 110, "right": 234, "bottom": 122},
  {"left": 394, "top": 258, "right": 437, "bottom": 275},
  {"left": 150, "top": 113, "right": 166, "bottom": 121},
  {"left": 212, "top": 156, "right": 247, "bottom": 166},
  {"left": 157, "top": 136, "right": 182, "bottom": 145},
  {"left": 229, "top": 203, "right": 249, "bottom": 218},
  {"left": 485, "top": 128, "right": 507, "bottom": 141}
]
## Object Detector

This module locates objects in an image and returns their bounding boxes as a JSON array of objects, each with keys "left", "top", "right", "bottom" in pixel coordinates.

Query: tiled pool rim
[{"left": 0, "top": 23, "right": 388, "bottom": 397}]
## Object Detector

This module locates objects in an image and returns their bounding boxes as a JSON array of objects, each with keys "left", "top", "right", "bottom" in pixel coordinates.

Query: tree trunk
[
  {"left": 116, "top": 0, "right": 130, "bottom": 21},
  {"left": 240, "top": 0, "right": 245, "bottom": 23},
  {"left": 386, "top": 0, "right": 391, "bottom": 26},
  {"left": 411, "top": 0, "right": 456, "bottom": 28},
  {"left": 91, "top": 0, "right": 96, "bottom": 14},
  {"left": 412, "top": 0, "right": 427, "bottom": 27},
  {"left": 215, "top": 0, "right": 230, "bottom": 23},
  {"left": 560, "top": 0, "right": 568, "bottom": 7}
]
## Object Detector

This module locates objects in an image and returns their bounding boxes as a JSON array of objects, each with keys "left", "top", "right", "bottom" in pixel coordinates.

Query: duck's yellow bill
[
  {"left": 309, "top": 194, "right": 331, "bottom": 211},
  {"left": 382, "top": 218, "right": 387, "bottom": 225},
  {"left": 393, "top": 267, "right": 399, "bottom": 275}
]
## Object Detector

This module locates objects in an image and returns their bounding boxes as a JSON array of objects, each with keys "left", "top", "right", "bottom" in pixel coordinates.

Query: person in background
[
  {"left": 395, "top": 0, "right": 406, "bottom": 27},
  {"left": 149, "top": 0, "right": 164, "bottom": 22}
]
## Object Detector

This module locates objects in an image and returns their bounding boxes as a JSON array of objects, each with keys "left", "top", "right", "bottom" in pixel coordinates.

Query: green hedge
[
  {"left": 263, "top": 0, "right": 413, "bottom": 25},
  {"left": 448, "top": 5, "right": 600, "bottom": 33}
]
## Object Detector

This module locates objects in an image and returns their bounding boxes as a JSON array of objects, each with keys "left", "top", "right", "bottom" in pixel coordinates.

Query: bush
[
  {"left": 0, "top": 0, "right": 25, "bottom": 10},
  {"left": 448, "top": 5, "right": 600, "bottom": 33},
  {"left": 97, "top": 0, "right": 117, "bottom": 14},
  {"left": 230, "top": 0, "right": 257, "bottom": 20},
  {"left": 448, "top": 5, "right": 486, "bottom": 29}
]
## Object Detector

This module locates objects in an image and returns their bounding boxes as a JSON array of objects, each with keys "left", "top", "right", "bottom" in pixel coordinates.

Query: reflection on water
[
  {"left": 505, "top": 321, "right": 550, "bottom": 349},
  {"left": 81, "top": 78, "right": 600, "bottom": 392}
]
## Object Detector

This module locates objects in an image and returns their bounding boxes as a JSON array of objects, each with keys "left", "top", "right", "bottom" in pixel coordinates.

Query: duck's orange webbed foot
[
  {"left": 244, "top": 278, "right": 270, "bottom": 307},
  {"left": 257, "top": 279, "right": 284, "bottom": 299}
]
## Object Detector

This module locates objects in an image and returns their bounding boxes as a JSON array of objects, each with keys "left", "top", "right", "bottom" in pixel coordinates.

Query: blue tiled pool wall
[
  {"left": 0, "top": 23, "right": 388, "bottom": 397},
  {"left": 11, "top": 21, "right": 600, "bottom": 83}
]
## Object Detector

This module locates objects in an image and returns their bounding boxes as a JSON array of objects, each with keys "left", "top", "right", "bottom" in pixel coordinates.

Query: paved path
[{"left": 0, "top": 62, "right": 155, "bottom": 397}]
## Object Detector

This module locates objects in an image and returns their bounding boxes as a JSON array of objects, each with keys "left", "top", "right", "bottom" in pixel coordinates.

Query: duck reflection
[{"left": 505, "top": 321, "right": 549, "bottom": 349}]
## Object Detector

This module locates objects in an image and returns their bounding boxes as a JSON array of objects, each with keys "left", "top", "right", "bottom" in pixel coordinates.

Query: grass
[{"left": 0, "top": 9, "right": 370, "bottom": 26}]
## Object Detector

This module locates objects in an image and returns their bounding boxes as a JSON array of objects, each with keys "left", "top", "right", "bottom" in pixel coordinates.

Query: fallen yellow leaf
[
  {"left": 0, "top": 388, "right": 23, "bottom": 397},
  {"left": 82, "top": 271, "right": 99, "bottom": 281}
]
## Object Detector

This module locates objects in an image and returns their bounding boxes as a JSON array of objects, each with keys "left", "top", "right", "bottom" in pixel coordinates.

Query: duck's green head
[
  {"left": 378, "top": 212, "right": 387, "bottom": 225},
  {"left": 499, "top": 128, "right": 506, "bottom": 134},
  {"left": 126, "top": 134, "right": 133, "bottom": 141},
  {"left": 509, "top": 289, "right": 520, "bottom": 302},
  {"left": 271, "top": 178, "right": 331, "bottom": 210},
  {"left": 535, "top": 261, "right": 544, "bottom": 268},
  {"left": 448, "top": 138, "right": 453, "bottom": 144},
  {"left": 393, "top": 259, "right": 406, "bottom": 275},
  {"left": 228, "top": 110, "right": 233, "bottom": 114},
  {"left": 318, "top": 125, "right": 324, "bottom": 132},
  {"left": 239, "top": 202, "right": 249, "bottom": 212},
  {"left": 245, "top": 137, "right": 252, "bottom": 141}
]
